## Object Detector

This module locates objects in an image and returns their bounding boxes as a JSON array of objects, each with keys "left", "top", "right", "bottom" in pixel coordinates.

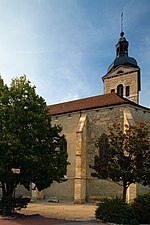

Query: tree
[
  {"left": 91, "top": 122, "right": 150, "bottom": 202},
  {"left": 0, "top": 75, "right": 68, "bottom": 213}
]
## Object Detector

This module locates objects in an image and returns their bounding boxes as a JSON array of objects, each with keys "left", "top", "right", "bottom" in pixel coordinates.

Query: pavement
[{"left": 0, "top": 200, "right": 108, "bottom": 225}]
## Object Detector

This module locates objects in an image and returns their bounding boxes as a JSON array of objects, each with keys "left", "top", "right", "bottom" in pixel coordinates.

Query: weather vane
[{"left": 121, "top": 12, "right": 124, "bottom": 33}]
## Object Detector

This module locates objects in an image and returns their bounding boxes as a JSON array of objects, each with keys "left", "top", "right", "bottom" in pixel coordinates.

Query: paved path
[
  {"left": 0, "top": 200, "right": 107, "bottom": 225},
  {"left": 20, "top": 200, "right": 97, "bottom": 220}
]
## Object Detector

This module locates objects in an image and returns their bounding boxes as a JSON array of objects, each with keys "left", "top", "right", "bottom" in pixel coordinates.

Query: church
[{"left": 32, "top": 31, "right": 150, "bottom": 203}]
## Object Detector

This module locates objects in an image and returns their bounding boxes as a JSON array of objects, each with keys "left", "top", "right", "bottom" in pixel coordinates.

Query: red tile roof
[{"left": 48, "top": 93, "right": 131, "bottom": 116}]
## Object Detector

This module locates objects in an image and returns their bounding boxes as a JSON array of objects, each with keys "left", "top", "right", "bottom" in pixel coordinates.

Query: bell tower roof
[
  {"left": 107, "top": 31, "right": 138, "bottom": 73},
  {"left": 116, "top": 31, "right": 128, "bottom": 57},
  {"left": 102, "top": 14, "right": 141, "bottom": 104}
]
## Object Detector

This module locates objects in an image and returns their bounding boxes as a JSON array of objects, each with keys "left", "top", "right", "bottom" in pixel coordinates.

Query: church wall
[
  {"left": 129, "top": 106, "right": 150, "bottom": 127},
  {"left": 86, "top": 104, "right": 150, "bottom": 201},
  {"left": 43, "top": 103, "right": 150, "bottom": 202},
  {"left": 123, "top": 105, "right": 150, "bottom": 199},
  {"left": 44, "top": 105, "right": 125, "bottom": 201},
  {"left": 86, "top": 180, "right": 123, "bottom": 202},
  {"left": 16, "top": 185, "right": 31, "bottom": 198},
  {"left": 85, "top": 105, "right": 124, "bottom": 201},
  {"left": 122, "top": 105, "right": 150, "bottom": 127},
  {"left": 127, "top": 105, "right": 150, "bottom": 196},
  {"left": 137, "top": 184, "right": 150, "bottom": 195},
  {"left": 44, "top": 112, "right": 81, "bottom": 201}
]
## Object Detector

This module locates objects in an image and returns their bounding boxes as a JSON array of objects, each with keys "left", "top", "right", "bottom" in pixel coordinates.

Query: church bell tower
[{"left": 102, "top": 31, "right": 141, "bottom": 104}]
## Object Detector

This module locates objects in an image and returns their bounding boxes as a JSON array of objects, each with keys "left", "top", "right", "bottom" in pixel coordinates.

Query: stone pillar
[
  {"left": 123, "top": 108, "right": 137, "bottom": 202},
  {"left": 126, "top": 184, "right": 137, "bottom": 203},
  {"left": 74, "top": 114, "right": 87, "bottom": 203},
  {"left": 123, "top": 108, "right": 134, "bottom": 128}
]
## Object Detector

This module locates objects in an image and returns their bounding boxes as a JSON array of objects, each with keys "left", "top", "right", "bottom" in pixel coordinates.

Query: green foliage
[
  {"left": 130, "top": 218, "right": 139, "bottom": 225},
  {"left": 91, "top": 122, "right": 150, "bottom": 202},
  {"left": 95, "top": 193, "right": 150, "bottom": 224},
  {"left": 0, "top": 75, "right": 68, "bottom": 205},
  {"left": 0, "top": 196, "right": 30, "bottom": 215},
  {"left": 95, "top": 197, "right": 134, "bottom": 224},
  {"left": 131, "top": 193, "right": 150, "bottom": 224}
]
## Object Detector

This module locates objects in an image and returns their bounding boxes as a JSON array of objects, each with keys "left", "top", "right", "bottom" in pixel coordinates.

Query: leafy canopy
[
  {"left": 91, "top": 122, "right": 150, "bottom": 201},
  {"left": 0, "top": 75, "right": 68, "bottom": 196}
]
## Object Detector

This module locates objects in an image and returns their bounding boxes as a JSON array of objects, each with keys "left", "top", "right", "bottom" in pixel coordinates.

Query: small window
[
  {"left": 126, "top": 86, "right": 130, "bottom": 97},
  {"left": 111, "top": 89, "right": 115, "bottom": 93},
  {"left": 55, "top": 116, "right": 58, "bottom": 121},
  {"left": 117, "top": 84, "right": 123, "bottom": 97},
  {"left": 68, "top": 114, "right": 71, "bottom": 119}
]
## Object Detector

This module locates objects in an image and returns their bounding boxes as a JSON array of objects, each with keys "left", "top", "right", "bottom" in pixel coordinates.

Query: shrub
[
  {"left": 95, "top": 197, "right": 134, "bottom": 224},
  {"left": 0, "top": 196, "right": 30, "bottom": 216},
  {"left": 131, "top": 193, "right": 150, "bottom": 224}
]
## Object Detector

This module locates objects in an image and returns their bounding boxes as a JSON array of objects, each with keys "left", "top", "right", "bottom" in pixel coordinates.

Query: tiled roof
[{"left": 48, "top": 93, "right": 131, "bottom": 116}]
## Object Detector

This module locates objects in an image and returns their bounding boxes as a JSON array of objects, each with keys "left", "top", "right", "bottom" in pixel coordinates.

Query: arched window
[
  {"left": 60, "top": 136, "right": 67, "bottom": 153},
  {"left": 91, "top": 134, "right": 109, "bottom": 179},
  {"left": 117, "top": 84, "right": 123, "bottom": 97},
  {"left": 59, "top": 136, "right": 68, "bottom": 179},
  {"left": 98, "top": 133, "right": 109, "bottom": 158}
]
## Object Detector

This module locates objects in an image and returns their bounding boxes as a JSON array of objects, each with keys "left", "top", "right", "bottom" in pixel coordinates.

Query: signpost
[
  {"left": 11, "top": 168, "right": 20, "bottom": 198},
  {"left": 11, "top": 168, "right": 20, "bottom": 174}
]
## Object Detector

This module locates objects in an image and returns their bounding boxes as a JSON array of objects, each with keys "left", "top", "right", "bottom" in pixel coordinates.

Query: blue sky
[{"left": 0, "top": 0, "right": 150, "bottom": 108}]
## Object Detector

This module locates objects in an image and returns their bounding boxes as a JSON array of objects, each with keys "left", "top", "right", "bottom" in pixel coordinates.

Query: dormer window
[{"left": 117, "top": 70, "right": 124, "bottom": 74}]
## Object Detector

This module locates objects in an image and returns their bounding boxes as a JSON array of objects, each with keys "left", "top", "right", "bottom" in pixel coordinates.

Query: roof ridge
[
  {"left": 48, "top": 93, "right": 149, "bottom": 116},
  {"left": 48, "top": 93, "right": 131, "bottom": 115},
  {"left": 48, "top": 93, "right": 124, "bottom": 107}
]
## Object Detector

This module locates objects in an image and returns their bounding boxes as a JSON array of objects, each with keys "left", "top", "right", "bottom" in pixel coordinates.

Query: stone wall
[
  {"left": 43, "top": 103, "right": 150, "bottom": 202},
  {"left": 86, "top": 105, "right": 124, "bottom": 201},
  {"left": 103, "top": 66, "right": 140, "bottom": 104},
  {"left": 47, "top": 105, "right": 126, "bottom": 201},
  {"left": 44, "top": 112, "right": 81, "bottom": 201}
]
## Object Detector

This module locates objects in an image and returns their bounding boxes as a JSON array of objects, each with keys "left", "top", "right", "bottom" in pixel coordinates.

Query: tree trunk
[
  {"left": 1, "top": 182, "right": 14, "bottom": 198},
  {"left": 123, "top": 180, "right": 127, "bottom": 203},
  {"left": 6, "top": 183, "right": 14, "bottom": 197},
  {"left": 2, "top": 182, "right": 6, "bottom": 197},
  {"left": 1, "top": 182, "right": 15, "bottom": 216}
]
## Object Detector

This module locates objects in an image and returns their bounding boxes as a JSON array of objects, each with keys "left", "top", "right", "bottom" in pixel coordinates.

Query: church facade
[{"left": 33, "top": 32, "right": 150, "bottom": 203}]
